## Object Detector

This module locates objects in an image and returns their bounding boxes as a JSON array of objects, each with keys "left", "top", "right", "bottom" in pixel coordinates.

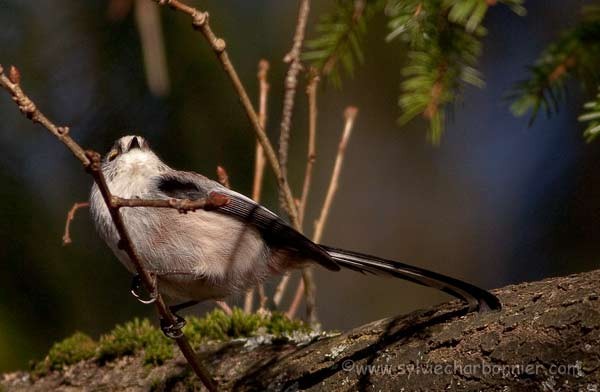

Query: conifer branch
[
  {"left": 510, "top": 7, "right": 600, "bottom": 125},
  {"left": 580, "top": 87, "right": 600, "bottom": 142},
  {"left": 303, "top": 0, "right": 382, "bottom": 87}
]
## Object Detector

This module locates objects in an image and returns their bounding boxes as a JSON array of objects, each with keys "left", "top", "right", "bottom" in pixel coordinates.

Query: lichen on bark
[{"left": 2, "top": 270, "right": 599, "bottom": 391}]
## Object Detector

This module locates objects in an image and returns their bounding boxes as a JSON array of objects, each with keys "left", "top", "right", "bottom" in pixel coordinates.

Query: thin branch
[
  {"left": 212, "top": 166, "right": 241, "bottom": 315},
  {"left": 298, "top": 70, "right": 320, "bottom": 227},
  {"left": 134, "top": 0, "right": 170, "bottom": 96},
  {"left": 273, "top": 274, "right": 291, "bottom": 307},
  {"left": 151, "top": 0, "right": 300, "bottom": 229},
  {"left": 301, "top": 267, "right": 318, "bottom": 326},
  {"left": 216, "top": 165, "right": 230, "bottom": 188},
  {"left": 62, "top": 202, "right": 90, "bottom": 245},
  {"left": 151, "top": 0, "right": 322, "bottom": 324},
  {"left": 257, "top": 284, "right": 268, "bottom": 310},
  {"left": 276, "top": 71, "right": 319, "bottom": 313},
  {"left": 0, "top": 66, "right": 90, "bottom": 165},
  {"left": 252, "top": 59, "right": 269, "bottom": 203},
  {"left": 246, "top": 60, "right": 271, "bottom": 314},
  {"left": 313, "top": 107, "right": 358, "bottom": 243},
  {"left": 215, "top": 300, "right": 233, "bottom": 315},
  {"left": 111, "top": 193, "right": 229, "bottom": 212},
  {"left": 286, "top": 277, "right": 304, "bottom": 319},
  {"left": 287, "top": 107, "right": 358, "bottom": 321},
  {"left": 278, "top": 0, "right": 311, "bottom": 197},
  {"left": 274, "top": 1, "right": 314, "bottom": 318},
  {"left": 0, "top": 65, "right": 217, "bottom": 392}
]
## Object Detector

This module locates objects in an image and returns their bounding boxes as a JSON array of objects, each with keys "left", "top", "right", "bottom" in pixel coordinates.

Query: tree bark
[{"left": 2, "top": 269, "right": 599, "bottom": 391}]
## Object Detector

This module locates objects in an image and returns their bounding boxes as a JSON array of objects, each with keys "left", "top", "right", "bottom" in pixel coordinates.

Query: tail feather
[{"left": 321, "top": 246, "right": 501, "bottom": 312}]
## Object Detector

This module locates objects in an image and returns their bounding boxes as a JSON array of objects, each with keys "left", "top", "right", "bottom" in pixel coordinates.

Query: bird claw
[
  {"left": 130, "top": 274, "right": 158, "bottom": 304},
  {"left": 160, "top": 315, "right": 186, "bottom": 339}
]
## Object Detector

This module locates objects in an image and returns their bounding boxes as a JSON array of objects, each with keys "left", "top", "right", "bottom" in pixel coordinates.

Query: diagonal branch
[
  {"left": 313, "top": 107, "right": 358, "bottom": 243},
  {"left": 278, "top": 0, "right": 311, "bottom": 200},
  {"left": 151, "top": 0, "right": 322, "bottom": 322},
  {"left": 252, "top": 60, "right": 270, "bottom": 203},
  {"left": 287, "top": 106, "right": 358, "bottom": 320},
  {"left": 0, "top": 65, "right": 218, "bottom": 392},
  {"left": 245, "top": 60, "right": 271, "bottom": 314},
  {"left": 298, "top": 70, "right": 320, "bottom": 227},
  {"left": 150, "top": 0, "right": 300, "bottom": 229},
  {"left": 282, "top": 70, "right": 320, "bottom": 318}
]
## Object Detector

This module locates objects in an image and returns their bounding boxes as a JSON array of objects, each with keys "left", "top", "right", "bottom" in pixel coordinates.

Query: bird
[{"left": 90, "top": 135, "right": 501, "bottom": 335}]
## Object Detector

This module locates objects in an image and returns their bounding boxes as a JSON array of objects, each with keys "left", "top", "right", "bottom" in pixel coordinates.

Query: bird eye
[{"left": 107, "top": 149, "right": 119, "bottom": 162}]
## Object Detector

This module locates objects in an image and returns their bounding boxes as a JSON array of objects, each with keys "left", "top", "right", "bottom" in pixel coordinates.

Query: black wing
[{"left": 154, "top": 172, "right": 340, "bottom": 271}]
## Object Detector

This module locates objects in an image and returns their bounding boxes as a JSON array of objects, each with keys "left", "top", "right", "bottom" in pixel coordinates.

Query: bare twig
[
  {"left": 245, "top": 60, "right": 271, "bottom": 314},
  {"left": 111, "top": 193, "right": 229, "bottom": 212},
  {"left": 0, "top": 65, "right": 217, "bottom": 392},
  {"left": 243, "top": 291, "right": 254, "bottom": 314},
  {"left": 278, "top": 0, "right": 311, "bottom": 193},
  {"left": 212, "top": 166, "right": 240, "bottom": 315},
  {"left": 273, "top": 274, "right": 291, "bottom": 307},
  {"left": 272, "top": 0, "right": 314, "bottom": 315},
  {"left": 286, "top": 277, "right": 304, "bottom": 319},
  {"left": 313, "top": 107, "right": 358, "bottom": 243},
  {"left": 257, "top": 284, "right": 268, "bottom": 310},
  {"left": 287, "top": 107, "right": 359, "bottom": 320},
  {"left": 277, "top": 71, "right": 319, "bottom": 317},
  {"left": 298, "top": 70, "right": 320, "bottom": 227},
  {"left": 151, "top": 0, "right": 300, "bottom": 229},
  {"left": 215, "top": 300, "right": 233, "bottom": 315},
  {"left": 62, "top": 202, "right": 90, "bottom": 245},
  {"left": 301, "top": 267, "right": 318, "bottom": 326},
  {"left": 134, "top": 0, "right": 170, "bottom": 96},
  {"left": 252, "top": 60, "right": 269, "bottom": 203},
  {"left": 151, "top": 0, "right": 323, "bottom": 324},
  {"left": 216, "top": 165, "right": 230, "bottom": 188}
]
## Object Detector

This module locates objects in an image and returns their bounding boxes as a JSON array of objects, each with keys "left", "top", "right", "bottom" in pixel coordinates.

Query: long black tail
[{"left": 321, "top": 245, "right": 501, "bottom": 312}]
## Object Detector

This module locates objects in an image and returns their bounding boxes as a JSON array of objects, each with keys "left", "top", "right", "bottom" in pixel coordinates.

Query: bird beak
[{"left": 129, "top": 137, "right": 141, "bottom": 151}]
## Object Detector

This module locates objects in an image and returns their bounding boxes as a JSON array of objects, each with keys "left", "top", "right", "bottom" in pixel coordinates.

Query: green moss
[
  {"left": 184, "top": 308, "right": 311, "bottom": 347},
  {"left": 265, "top": 312, "right": 310, "bottom": 336},
  {"left": 30, "top": 308, "right": 311, "bottom": 375},
  {"left": 184, "top": 309, "right": 231, "bottom": 344},
  {"left": 229, "top": 308, "right": 263, "bottom": 337},
  {"left": 98, "top": 318, "right": 173, "bottom": 365},
  {"left": 34, "top": 332, "right": 97, "bottom": 375}
]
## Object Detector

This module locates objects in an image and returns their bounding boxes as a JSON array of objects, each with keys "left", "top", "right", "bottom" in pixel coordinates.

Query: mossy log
[{"left": 2, "top": 269, "right": 599, "bottom": 391}]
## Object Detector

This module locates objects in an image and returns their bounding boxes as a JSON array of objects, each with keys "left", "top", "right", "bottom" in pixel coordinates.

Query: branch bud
[
  {"left": 344, "top": 106, "right": 359, "bottom": 121},
  {"left": 8, "top": 66, "right": 21, "bottom": 84}
]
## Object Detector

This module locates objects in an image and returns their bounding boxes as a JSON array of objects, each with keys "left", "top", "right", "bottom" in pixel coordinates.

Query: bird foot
[
  {"left": 130, "top": 274, "right": 158, "bottom": 304},
  {"left": 160, "top": 314, "right": 187, "bottom": 339}
]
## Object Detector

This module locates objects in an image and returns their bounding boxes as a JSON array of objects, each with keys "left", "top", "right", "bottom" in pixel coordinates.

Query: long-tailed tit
[{"left": 90, "top": 136, "right": 500, "bottom": 335}]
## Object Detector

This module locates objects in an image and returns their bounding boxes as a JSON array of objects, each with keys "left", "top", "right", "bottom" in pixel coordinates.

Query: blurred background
[{"left": 0, "top": 0, "right": 598, "bottom": 372}]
